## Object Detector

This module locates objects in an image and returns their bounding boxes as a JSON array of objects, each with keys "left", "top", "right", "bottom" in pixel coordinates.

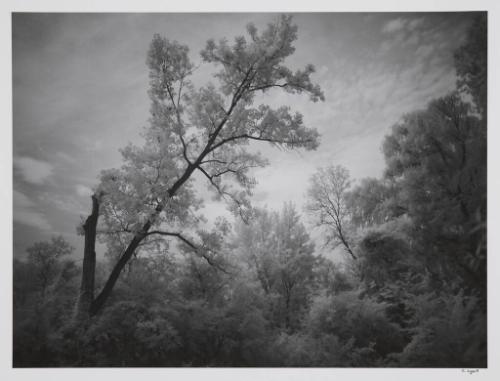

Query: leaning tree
[{"left": 75, "top": 15, "right": 325, "bottom": 320}]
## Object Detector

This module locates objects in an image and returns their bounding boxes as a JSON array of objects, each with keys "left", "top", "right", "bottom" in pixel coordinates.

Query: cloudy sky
[{"left": 12, "top": 12, "right": 477, "bottom": 260}]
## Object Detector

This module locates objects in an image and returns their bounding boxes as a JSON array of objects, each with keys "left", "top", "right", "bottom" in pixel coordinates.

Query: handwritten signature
[{"left": 462, "top": 369, "right": 480, "bottom": 375}]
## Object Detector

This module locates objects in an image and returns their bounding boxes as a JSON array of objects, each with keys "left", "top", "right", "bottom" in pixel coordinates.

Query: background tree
[
  {"left": 346, "top": 178, "right": 406, "bottom": 228},
  {"left": 235, "top": 204, "right": 316, "bottom": 330},
  {"left": 312, "top": 256, "right": 354, "bottom": 296},
  {"left": 306, "top": 165, "right": 356, "bottom": 260},
  {"left": 14, "top": 237, "right": 78, "bottom": 367},
  {"left": 76, "top": 15, "right": 324, "bottom": 319},
  {"left": 273, "top": 204, "right": 316, "bottom": 329},
  {"left": 382, "top": 93, "right": 486, "bottom": 292},
  {"left": 26, "top": 236, "right": 74, "bottom": 298},
  {"left": 454, "top": 13, "right": 487, "bottom": 117},
  {"left": 234, "top": 208, "right": 276, "bottom": 295}
]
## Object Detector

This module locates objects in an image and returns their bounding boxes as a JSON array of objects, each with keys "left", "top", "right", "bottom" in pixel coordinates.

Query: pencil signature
[{"left": 461, "top": 369, "right": 480, "bottom": 375}]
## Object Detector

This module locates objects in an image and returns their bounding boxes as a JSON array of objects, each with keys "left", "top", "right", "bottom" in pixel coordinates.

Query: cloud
[
  {"left": 55, "top": 151, "right": 76, "bottom": 163},
  {"left": 415, "top": 44, "right": 434, "bottom": 60},
  {"left": 13, "top": 190, "right": 51, "bottom": 230},
  {"left": 75, "top": 184, "right": 93, "bottom": 197},
  {"left": 408, "top": 18, "right": 425, "bottom": 31},
  {"left": 382, "top": 17, "right": 425, "bottom": 34},
  {"left": 200, "top": 201, "right": 231, "bottom": 225},
  {"left": 14, "top": 156, "right": 53, "bottom": 184},
  {"left": 382, "top": 18, "right": 407, "bottom": 34},
  {"left": 252, "top": 159, "right": 316, "bottom": 212},
  {"left": 39, "top": 190, "right": 90, "bottom": 216}
]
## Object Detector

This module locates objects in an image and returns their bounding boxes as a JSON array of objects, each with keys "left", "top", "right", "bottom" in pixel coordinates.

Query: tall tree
[
  {"left": 382, "top": 93, "right": 486, "bottom": 291},
  {"left": 76, "top": 15, "right": 324, "bottom": 319},
  {"left": 235, "top": 204, "right": 316, "bottom": 329}
]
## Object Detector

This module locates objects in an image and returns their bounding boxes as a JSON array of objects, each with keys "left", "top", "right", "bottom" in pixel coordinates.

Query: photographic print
[{"left": 12, "top": 11, "right": 487, "bottom": 368}]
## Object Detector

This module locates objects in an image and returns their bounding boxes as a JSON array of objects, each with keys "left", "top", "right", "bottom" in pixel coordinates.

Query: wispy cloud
[
  {"left": 382, "top": 18, "right": 407, "bottom": 34},
  {"left": 408, "top": 18, "right": 425, "bottom": 31},
  {"left": 14, "top": 156, "right": 53, "bottom": 184},
  {"left": 39, "top": 190, "right": 90, "bottom": 216},
  {"left": 13, "top": 189, "right": 51, "bottom": 230},
  {"left": 382, "top": 16, "right": 424, "bottom": 34}
]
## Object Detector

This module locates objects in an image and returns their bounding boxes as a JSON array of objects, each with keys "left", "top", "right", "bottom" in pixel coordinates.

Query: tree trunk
[
  {"left": 337, "top": 227, "right": 357, "bottom": 260},
  {"left": 74, "top": 194, "right": 99, "bottom": 322},
  {"left": 285, "top": 293, "right": 291, "bottom": 329},
  {"left": 89, "top": 233, "right": 144, "bottom": 316}
]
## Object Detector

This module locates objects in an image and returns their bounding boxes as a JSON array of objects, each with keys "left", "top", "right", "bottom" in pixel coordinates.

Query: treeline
[{"left": 13, "top": 14, "right": 486, "bottom": 367}]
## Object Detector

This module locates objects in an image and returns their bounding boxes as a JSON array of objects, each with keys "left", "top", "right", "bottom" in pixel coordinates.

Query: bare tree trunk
[{"left": 74, "top": 195, "right": 99, "bottom": 322}]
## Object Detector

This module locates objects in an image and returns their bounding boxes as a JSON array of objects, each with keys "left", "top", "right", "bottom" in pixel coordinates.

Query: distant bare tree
[{"left": 307, "top": 165, "right": 356, "bottom": 260}]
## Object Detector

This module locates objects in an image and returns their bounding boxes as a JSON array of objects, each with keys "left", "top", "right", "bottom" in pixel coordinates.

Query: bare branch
[
  {"left": 146, "top": 230, "right": 197, "bottom": 249},
  {"left": 146, "top": 229, "right": 231, "bottom": 274}
]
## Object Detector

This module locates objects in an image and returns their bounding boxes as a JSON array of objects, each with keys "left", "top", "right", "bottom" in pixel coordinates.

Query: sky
[{"left": 12, "top": 12, "right": 478, "bottom": 260}]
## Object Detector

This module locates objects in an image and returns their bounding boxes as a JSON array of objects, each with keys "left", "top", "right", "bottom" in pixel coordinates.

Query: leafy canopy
[{"left": 92, "top": 15, "right": 324, "bottom": 259}]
